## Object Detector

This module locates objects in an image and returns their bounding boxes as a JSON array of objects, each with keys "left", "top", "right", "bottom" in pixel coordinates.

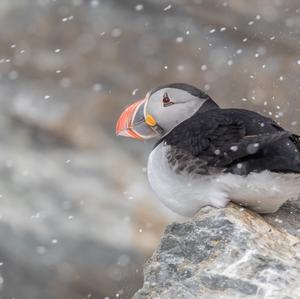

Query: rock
[{"left": 133, "top": 203, "right": 300, "bottom": 299}]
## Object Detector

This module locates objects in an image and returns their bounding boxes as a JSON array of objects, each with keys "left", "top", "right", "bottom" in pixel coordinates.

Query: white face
[{"left": 145, "top": 87, "right": 207, "bottom": 135}]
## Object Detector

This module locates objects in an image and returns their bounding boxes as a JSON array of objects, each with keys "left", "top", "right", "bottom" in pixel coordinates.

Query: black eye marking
[{"left": 162, "top": 92, "right": 174, "bottom": 107}]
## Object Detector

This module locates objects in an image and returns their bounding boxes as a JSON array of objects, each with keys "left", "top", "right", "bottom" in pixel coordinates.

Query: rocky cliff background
[{"left": 0, "top": 0, "right": 300, "bottom": 298}]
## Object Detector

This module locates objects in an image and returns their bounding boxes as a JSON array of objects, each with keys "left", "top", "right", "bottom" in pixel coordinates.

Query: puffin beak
[{"left": 116, "top": 98, "right": 158, "bottom": 140}]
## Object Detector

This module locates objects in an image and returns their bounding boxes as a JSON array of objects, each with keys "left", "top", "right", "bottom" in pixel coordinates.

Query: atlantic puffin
[{"left": 116, "top": 83, "right": 300, "bottom": 217}]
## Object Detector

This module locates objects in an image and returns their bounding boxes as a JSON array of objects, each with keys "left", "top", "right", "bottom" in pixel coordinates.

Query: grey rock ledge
[{"left": 133, "top": 202, "right": 300, "bottom": 299}]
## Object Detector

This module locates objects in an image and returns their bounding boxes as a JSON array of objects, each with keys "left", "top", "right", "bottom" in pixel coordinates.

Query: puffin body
[{"left": 116, "top": 83, "right": 300, "bottom": 217}]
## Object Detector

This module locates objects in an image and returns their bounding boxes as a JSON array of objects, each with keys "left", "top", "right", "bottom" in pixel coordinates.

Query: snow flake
[
  {"left": 220, "top": 27, "right": 226, "bottom": 32},
  {"left": 62, "top": 16, "right": 74, "bottom": 22},
  {"left": 227, "top": 60, "right": 233, "bottom": 66},
  {"left": 214, "top": 149, "right": 221, "bottom": 155},
  {"left": 176, "top": 36, "right": 184, "bottom": 43},
  {"left": 277, "top": 112, "right": 283, "bottom": 117},
  {"left": 163, "top": 4, "right": 172, "bottom": 11},
  {"left": 201, "top": 64, "right": 207, "bottom": 71},
  {"left": 93, "top": 83, "right": 102, "bottom": 92},
  {"left": 90, "top": 0, "right": 99, "bottom": 7},
  {"left": 274, "top": 218, "right": 283, "bottom": 223},
  {"left": 230, "top": 145, "right": 238, "bottom": 152},
  {"left": 132, "top": 88, "right": 139, "bottom": 96},
  {"left": 247, "top": 143, "right": 259, "bottom": 154},
  {"left": 135, "top": 4, "right": 144, "bottom": 11},
  {"left": 54, "top": 48, "right": 61, "bottom": 53}
]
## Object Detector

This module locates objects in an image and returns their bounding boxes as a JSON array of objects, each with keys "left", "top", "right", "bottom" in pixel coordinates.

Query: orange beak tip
[{"left": 115, "top": 100, "right": 145, "bottom": 140}]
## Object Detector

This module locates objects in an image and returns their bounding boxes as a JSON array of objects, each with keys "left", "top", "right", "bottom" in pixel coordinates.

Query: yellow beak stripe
[{"left": 145, "top": 114, "right": 157, "bottom": 127}]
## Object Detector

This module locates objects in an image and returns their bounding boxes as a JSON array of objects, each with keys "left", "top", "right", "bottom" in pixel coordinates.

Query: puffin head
[{"left": 116, "top": 83, "right": 219, "bottom": 140}]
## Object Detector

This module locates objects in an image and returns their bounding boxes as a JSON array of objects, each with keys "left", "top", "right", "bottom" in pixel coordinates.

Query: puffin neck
[{"left": 195, "top": 98, "right": 220, "bottom": 114}]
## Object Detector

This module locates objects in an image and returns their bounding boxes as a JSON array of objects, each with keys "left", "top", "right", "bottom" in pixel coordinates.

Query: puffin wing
[
  {"left": 163, "top": 109, "right": 299, "bottom": 174},
  {"left": 214, "top": 131, "right": 290, "bottom": 167}
]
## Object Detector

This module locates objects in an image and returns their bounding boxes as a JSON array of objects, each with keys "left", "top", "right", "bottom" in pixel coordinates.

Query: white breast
[{"left": 147, "top": 142, "right": 300, "bottom": 217}]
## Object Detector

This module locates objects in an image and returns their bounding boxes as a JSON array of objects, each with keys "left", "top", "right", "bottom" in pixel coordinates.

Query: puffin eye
[{"left": 162, "top": 93, "right": 173, "bottom": 107}]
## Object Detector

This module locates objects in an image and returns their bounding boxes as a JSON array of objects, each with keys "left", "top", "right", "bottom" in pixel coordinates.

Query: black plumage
[{"left": 161, "top": 108, "right": 300, "bottom": 175}]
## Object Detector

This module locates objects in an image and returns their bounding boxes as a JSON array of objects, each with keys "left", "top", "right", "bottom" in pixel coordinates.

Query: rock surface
[{"left": 133, "top": 203, "right": 300, "bottom": 299}]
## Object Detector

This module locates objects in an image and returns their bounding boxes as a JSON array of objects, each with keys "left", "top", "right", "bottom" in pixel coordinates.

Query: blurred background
[{"left": 0, "top": 0, "right": 300, "bottom": 298}]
